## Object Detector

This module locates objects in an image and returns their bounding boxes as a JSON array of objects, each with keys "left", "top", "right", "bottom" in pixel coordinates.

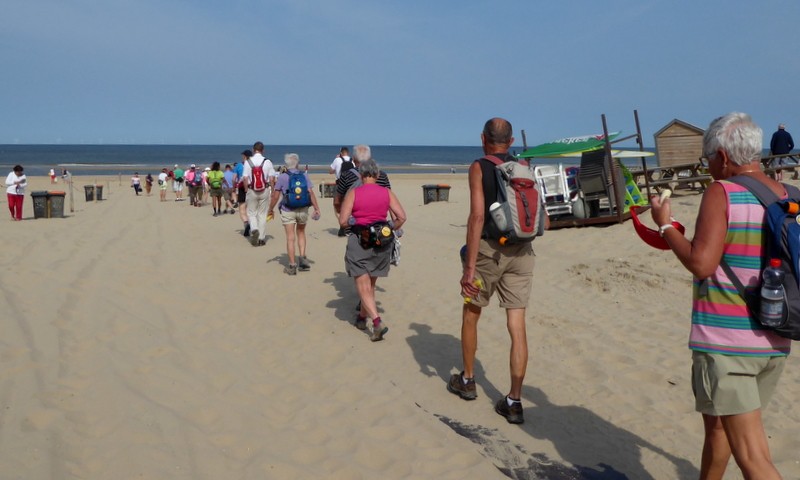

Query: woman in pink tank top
[{"left": 338, "top": 155, "right": 407, "bottom": 343}]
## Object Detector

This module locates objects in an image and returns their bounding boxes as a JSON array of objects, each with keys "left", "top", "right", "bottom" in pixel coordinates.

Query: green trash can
[
  {"left": 422, "top": 184, "right": 438, "bottom": 205},
  {"left": 84, "top": 185, "right": 94, "bottom": 201},
  {"left": 48, "top": 191, "right": 66, "bottom": 218},
  {"left": 31, "top": 191, "right": 49, "bottom": 219}
]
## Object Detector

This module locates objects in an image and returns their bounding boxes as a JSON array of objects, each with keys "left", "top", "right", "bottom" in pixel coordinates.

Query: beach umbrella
[{"left": 518, "top": 131, "right": 621, "bottom": 158}]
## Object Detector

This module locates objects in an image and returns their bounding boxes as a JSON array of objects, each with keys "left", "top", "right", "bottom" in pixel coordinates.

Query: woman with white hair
[
  {"left": 651, "top": 112, "right": 790, "bottom": 479},
  {"left": 268, "top": 153, "right": 320, "bottom": 275},
  {"left": 338, "top": 158, "right": 406, "bottom": 341}
]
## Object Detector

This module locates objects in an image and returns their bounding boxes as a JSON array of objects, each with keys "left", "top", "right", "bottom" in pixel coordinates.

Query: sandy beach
[{"left": 1, "top": 172, "right": 798, "bottom": 479}]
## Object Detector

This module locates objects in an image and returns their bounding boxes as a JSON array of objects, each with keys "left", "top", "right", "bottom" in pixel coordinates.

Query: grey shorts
[
  {"left": 344, "top": 234, "right": 391, "bottom": 278},
  {"left": 691, "top": 351, "right": 786, "bottom": 416}
]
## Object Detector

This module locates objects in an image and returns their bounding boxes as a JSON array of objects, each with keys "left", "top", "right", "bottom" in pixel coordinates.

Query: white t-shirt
[
  {"left": 158, "top": 172, "right": 168, "bottom": 185},
  {"left": 330, "top": 155, "right": 352, "bottom": 179},
  {"left": 5, "top": 172, "right": 27, "bottom": 195},
  {"left": 243, "top": 153, "right": 277, "bottom": 189}
]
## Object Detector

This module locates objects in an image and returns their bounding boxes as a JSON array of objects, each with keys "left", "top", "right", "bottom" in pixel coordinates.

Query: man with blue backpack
[{"left": 268, "top": 153, "right": 321, "bottom": 275}]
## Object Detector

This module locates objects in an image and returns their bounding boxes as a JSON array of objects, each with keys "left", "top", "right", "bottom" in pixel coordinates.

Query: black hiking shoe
[
  {"left": 447, "top": 372, "right": 477, "bottom": 400},
  {"left": 243, "top": 222, "right": 251, "bottom": 237},
  {"left": 495, "top": 397, "right": 524, "bottom": 424}
]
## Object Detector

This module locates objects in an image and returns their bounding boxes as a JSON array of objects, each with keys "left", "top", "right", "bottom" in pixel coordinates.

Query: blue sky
[{"left": 3, "top": 0, "right": 799, "bottom": 147}]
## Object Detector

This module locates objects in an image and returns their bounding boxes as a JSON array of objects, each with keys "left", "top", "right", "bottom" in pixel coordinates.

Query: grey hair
[
  {"left": 284, "top": 153, "right": 300, "bottom": 169},
  {"left": 358, "top": 158, "right": 380, "bottom": 178},
  {"left": 703, "top": 112, "right": 763, "bottom": 167},
  {"left": 353, "top": 144, "right": 371, "bottom": 163}
]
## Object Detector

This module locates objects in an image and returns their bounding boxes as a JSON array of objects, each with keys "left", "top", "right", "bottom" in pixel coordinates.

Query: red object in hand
[{"left": 629, "top": 206, "right": 685, "bottom": 250}]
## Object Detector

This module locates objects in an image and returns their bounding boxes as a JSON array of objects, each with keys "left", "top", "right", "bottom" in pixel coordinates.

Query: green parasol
[{"left": 518, "top": 131, "right": 620, "bottom": 158}]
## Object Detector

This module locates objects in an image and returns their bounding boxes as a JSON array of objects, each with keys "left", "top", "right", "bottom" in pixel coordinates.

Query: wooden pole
[
  {"left": 601, "top": 114, "right": 624, "bottom": 224},
  {"left": 633, "top": 109, "right": 652, "bottom": 198},
  {"left": 68, "top": 174, "right": 74, "bottom": 213}
]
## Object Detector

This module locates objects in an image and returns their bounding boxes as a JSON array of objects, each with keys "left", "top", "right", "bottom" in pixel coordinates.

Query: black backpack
[
  {"left": 718, "top": 175, "right": 800, "bottom": 340},
  {"left": 339, "top": 158, "right": 355, "bottom": 176}
]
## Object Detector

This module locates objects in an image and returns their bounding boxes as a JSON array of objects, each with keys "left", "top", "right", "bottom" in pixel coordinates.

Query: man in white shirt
[
  {"left": 329, "top": 147, "right": 352, "bottom": 179},
  {"left": 242, "top": 141, "right": 276, "bottom": 246}
]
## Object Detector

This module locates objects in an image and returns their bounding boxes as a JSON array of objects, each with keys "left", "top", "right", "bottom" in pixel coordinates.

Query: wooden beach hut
[
  {"left": 643, "top": 119, "right": 709, "bottom": 193},
  {"left": 653, "top": 119, "right": 704, "bottom": 166}
]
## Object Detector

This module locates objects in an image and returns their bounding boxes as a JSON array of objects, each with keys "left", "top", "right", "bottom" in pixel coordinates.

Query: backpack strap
[
  {"left": 714, "top": 175, "right": 800, "bottom": 306},
  {"left": 482, "top": 154, "right": 529, "bottom": 167}
]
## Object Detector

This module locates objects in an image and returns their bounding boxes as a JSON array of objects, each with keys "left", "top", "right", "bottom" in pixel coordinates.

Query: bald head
[{"left": 482, "top": 117, "right": 513, "bottom": 153}]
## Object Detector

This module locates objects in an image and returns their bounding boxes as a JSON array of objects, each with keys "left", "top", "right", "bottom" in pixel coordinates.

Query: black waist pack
[{"left": 353, "top": 222, "right": 394, "bottom": 249}]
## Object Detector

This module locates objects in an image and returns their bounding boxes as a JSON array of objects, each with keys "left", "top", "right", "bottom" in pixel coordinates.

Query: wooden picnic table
[{"left": 630, "top": 161, "right": 710, "bottom": 194}]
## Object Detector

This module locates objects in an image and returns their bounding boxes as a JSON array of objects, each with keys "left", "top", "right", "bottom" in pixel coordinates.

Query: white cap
[
  {"left": 190, "top": 164, "right": 196, "bottom": 168},
  {"left": 205, "top": 167, "right": 210, "bottom": 171}
]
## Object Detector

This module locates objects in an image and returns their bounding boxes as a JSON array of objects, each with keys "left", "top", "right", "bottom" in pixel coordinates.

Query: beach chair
[
  {"left": 533, "top": 164, "right": 573, "bottom": 217},
  {"left": 578, "top": 150, "right": 625, "bottom": 217}
]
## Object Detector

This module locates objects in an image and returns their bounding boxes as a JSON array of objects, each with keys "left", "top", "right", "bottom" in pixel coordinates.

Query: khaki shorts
[
  {"left": 280, "top": 207, "right": 309, "bottom": 225},
  {"left": 470, "top": 239, "right": 534, "bottom": 309},
  {"left": 692, "top": 351, "right": 786, "bottom": 416}
]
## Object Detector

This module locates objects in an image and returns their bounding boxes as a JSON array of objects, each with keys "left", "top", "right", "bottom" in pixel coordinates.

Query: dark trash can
[
  {"left": 422, "top": 184, "right": 438, "bottom": 204},
  {"left": 31, "top": 191, "right": 49, "bottom": 219},
  {"left": 48, "top": 191, "right": 66, "bottom": 218},
  {"left": 84, "top": 185, "right": 94, "bottom": 201},
  {"left": 437, "top": 184, "right": 451, "bottom": 202},
  {"left": 95, "top": 185, "right": 103, "bottom": 200},
  {"left": 319, "top": 182, "right": 337, "bottom": 198}
]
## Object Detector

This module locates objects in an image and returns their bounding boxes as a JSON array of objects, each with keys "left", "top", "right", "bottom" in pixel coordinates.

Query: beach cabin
[
  {"left": 644, "top": 119, "right": 708, "bottom": 193},
  {"left": 653, "top": 119, "right": 704, "bottom": 166}
]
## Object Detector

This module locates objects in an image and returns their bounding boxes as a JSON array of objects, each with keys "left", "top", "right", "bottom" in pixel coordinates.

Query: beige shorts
[
  {"left": 692, "top": 351, "right": 786, "bottom": 416},
  {"left": 470, "top": 239, "right": 534, "bottom": 309},
  {"left": 280, "top": 207, "right": 309, "bottom": 225}
]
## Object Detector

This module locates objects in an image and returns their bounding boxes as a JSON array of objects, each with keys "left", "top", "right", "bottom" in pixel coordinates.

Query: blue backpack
[
  {"left": 284, "top": 171, "right": 311, "bottom": 209},
  {"left": 719, "top": 175, "right": 800, "bottom": 340}
]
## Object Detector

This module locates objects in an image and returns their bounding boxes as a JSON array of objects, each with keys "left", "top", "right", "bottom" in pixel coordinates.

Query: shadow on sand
[{"left": 406, "top": 323, "right": 698, "bottom": 480}]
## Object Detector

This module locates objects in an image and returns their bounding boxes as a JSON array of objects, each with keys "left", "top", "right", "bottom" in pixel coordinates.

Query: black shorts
[{"left": 237, "top": 186, "right": 246, "bottom": 203}]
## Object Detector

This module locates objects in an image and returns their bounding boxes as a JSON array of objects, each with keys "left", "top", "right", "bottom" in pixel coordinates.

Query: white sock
[{"left": 507, "top": 396, "right": 521, "bottom": 406}]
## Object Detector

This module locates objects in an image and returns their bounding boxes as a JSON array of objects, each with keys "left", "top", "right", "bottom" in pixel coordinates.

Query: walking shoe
[
  {"left": 243, "top": 222, "right": 251, "bottom": 237},
  {"left": 284, "top": 264, "right": 297, "bottom": 276},
  {"left": 495, "top": 397, "right": 524, "bottom": 424},
  {"left": 370, "top": 320, "right": 388, "bottom": 342},
  {"left": 337, "top": 227, "right": 346, "bottom": 237},
  {"left": 250, "top": 230, "right": 259, "bottom": 246},
  {"left": 446, "top": 372, "right": 477, "bottom": 400},
  {"left": 354, "top": 316, "right": 367, "bottom": 330},
  {"left": 298, "top": 256, "right": 311, "bottom": 271},
  {"left": 258, "top": 240, "right": 266, "bottom": 246}
]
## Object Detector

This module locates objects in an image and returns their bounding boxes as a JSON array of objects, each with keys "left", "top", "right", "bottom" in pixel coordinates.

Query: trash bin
[
  {"left": 94, "top": 185, "right": 104, "bottom": 201},
  {"left": 48, "top": 191, "right": 66, "bottom": 218},
  {"left": 437, "top": 184, "right": 451, "bottom": 202},
  {"left": 31, "top": 191, "right": 49, "bottom": 219},
  {"left": 84, "top": 185, "right": 95, "bottom": 201},
  {"left": 319, "top": 182, "right": 337, "bottom": 198},
  {"left": 422, "top": 184, "right": 438, "bottom": 204}
]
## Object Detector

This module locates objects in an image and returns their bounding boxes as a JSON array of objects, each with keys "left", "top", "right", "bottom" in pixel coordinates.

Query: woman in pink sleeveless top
[{"left": 338, "top": 157, "right": 406, "bottom": 342}]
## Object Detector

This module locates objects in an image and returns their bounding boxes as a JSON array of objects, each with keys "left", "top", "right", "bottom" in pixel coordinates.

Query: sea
[{"left": 0, "top": 144, "right": 664, "bottom": 177}]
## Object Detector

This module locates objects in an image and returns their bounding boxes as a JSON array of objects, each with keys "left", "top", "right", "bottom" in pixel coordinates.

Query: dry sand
[{"left": 0, "top": 173, "right": 798, "bottom": 479}]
